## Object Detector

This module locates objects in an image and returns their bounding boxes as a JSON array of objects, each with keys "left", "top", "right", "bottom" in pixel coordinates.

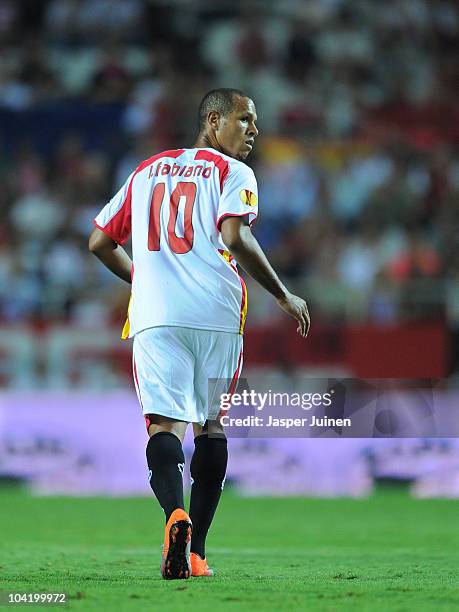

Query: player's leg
[
  {"left": 188, "top": 330, "right": 243, "bottom": 576},
  {"left": 133, "top": 327, "right": 197, "bottom": 579},
  {"left": 189, "top": 418, "right": 227, "bottom": 576},
  {"left": 145, "top": 415, "right": 192, "bottom": 580},
  {"left": 146, "top": 415, "right": 188, "bottom": 521}
]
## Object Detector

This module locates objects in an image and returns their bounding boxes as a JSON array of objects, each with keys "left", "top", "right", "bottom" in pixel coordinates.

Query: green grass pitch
[{"left": 1, "top": 486, "right": 458, "bottom": 611}]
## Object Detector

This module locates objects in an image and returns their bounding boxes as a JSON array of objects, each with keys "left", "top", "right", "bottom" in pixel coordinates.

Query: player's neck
[{"left": 193, "top": 133, "right": 223, "bottom": 155}]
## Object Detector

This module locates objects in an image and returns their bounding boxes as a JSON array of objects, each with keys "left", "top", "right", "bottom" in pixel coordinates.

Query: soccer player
[{"left": 89, "top": 88, "right": 310, "bottom": 579}]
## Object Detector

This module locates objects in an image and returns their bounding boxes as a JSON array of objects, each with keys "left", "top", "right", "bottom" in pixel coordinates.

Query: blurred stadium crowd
[{"left": 0, "top": 0, "right": 458, "bottom": 368}]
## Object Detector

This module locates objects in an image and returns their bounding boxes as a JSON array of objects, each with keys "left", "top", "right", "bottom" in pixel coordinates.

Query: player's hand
[{"left": 276, "top": 292, "right": 310, "bottom": 338}]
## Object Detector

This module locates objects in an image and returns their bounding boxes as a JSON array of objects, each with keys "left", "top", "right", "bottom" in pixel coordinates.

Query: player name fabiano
[{"left": 149, "top": 160, "right": 213, "bottom": 179}]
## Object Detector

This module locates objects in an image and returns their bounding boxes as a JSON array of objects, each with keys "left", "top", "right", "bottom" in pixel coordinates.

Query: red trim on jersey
[
  {"left": 96, "top": 149, "right": 185, "bottom": 245},
  {"left": 216, "top": 211, "right": 256, "bottom": 231},
  {"left": 194, "top": 149, "right": 229, "bottom": 193},
  {"left": 98, "top": 178, "right": 135, "bottom": 246},
  {"left": 139, "top": 149, "right": 185, "bottom": 173},
  {"left": 93, "top": 220, "right": 120, "bottom": 243}
]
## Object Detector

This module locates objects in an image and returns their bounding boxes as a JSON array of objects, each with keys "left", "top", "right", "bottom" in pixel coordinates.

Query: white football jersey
[{"left": 94, "top": 148, "right": 258, "bottom": 337}]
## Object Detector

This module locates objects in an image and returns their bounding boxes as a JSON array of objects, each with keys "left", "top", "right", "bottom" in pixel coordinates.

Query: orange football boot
[
  {"left": 160, "top": 509, "right": 192, "bottom": 580},
  {"left": 190, "top": 552, "right": 214, "bottom": 577}
]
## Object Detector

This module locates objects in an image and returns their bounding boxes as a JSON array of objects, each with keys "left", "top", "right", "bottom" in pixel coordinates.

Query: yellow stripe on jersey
[
  {"left": 219, "top": 249, "right": 248, "bottom": 334},
  {"left": 221, "top": 250, "right": 232, "bottom": 264},
  {"left": 121, "top": 295, "right": 132, "bottom": 340},
  {"left": 239, "top": 279, "right": 248, "bottom": 334}
]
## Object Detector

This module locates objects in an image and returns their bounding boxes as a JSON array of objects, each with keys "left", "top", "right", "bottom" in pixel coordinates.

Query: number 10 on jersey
[{"left": 148, "top": 181, "right": 197, "bottom": 254}]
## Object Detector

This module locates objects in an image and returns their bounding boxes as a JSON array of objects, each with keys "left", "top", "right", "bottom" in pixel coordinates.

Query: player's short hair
[{"left": 198, "top": 88, "right": 249, "bottom": 132}]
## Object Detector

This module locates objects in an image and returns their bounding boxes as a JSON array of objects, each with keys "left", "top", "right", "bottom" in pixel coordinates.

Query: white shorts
[{"left": 132, "top": 326, "right": 243, "bottom": 425}]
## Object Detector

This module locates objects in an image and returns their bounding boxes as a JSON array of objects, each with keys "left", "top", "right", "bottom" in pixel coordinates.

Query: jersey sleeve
[
  {"left": 93, "top": 171, "right": 135, "bottom": 245},
  {"left": 217, "top": 163, "right": 258, "bottom": 230}
]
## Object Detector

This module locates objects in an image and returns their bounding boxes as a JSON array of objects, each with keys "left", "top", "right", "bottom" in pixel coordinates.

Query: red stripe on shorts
[
  {"left": 228, "top": 348, "right": 243, "bottom": 398},
  {"left": 133, "top": 356, "right": 144, "bottom": 411}
]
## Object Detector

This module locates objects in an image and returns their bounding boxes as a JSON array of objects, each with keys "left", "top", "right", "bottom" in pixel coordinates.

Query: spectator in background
[
  {"left": 386, "top": 230, "right": 443, "bottom": 319},
  {"left": 90, "top": 41, "right": 133, "bottom": 103},
  {"left": 45, "top": 0, "right": 146, "bottom": 45},
  {"left": 10, "top": 188, "right": 65, "bottom": 240},
  {"left": 285, "top": 18, "right": 317, "bottom": 83}
]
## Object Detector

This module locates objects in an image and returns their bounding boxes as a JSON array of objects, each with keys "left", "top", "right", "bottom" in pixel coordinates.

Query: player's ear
[{"left": 208, "top": 111, "right": 220, "bottom": 131}]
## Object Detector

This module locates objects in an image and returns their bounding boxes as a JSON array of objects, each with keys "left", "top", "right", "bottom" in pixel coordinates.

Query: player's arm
[
  {"left": 88, "top": 227, "right": 132, "bottom": 284},
  {"left": 221, "top": 216, "right": 310, "bottom": 337}
]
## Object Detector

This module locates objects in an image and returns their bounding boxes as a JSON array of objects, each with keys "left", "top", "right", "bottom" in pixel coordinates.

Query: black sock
[
  {"left": 146, "top": 431, "right": 185, "bottom": 522},
  {"left": 189, "top": 434, "right": 228, "bottom": 558}
]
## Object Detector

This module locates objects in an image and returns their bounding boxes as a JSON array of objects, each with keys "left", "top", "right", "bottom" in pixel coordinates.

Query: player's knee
[
  {"left": 201, "top": 418, "right": 226, "bottom": 438},
  {"left": 145, "top": 414, "right": 188, "bottom": 442},
  {"left": 193, "top": 420, "right": 225, "bottom": 439}
]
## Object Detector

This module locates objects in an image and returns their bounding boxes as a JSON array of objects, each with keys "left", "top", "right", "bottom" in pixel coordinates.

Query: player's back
[{"left": 94, "top": 147, "right": 259, "bottom": 337}]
